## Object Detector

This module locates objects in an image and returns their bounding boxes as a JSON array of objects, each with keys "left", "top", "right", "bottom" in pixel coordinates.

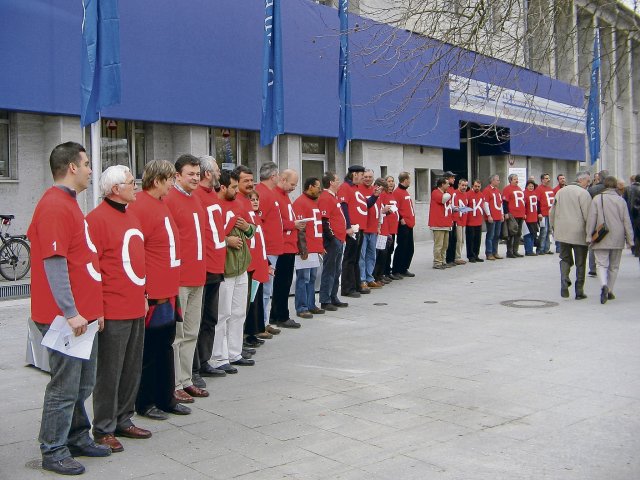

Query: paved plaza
[{"left": 1, "top": 241, "right": 639, "bottom": 479}]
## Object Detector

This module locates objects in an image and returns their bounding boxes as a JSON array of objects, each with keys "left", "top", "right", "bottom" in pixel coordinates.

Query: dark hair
[
  {"left": 398, "top": 171, "right": 410, "bottom": 183},
  {"left": 248, "top": 189, "right": 260, "bottom": 200},
  {"left": 49, "top": 142, "right": 86, "bottom": 179},
  {"left": 635, "top": 174, "right": 640, "bottom": 183},
  {"left": 603, "top": 176, "right": 617, "bottom": 189},
  {"left": 175, "top": 154, "right": 200, "bottom": 174},
  {"left": 436, "top": 177, "right": 448, "bottom": 188},
  {"left": 233, "top": 165, "right": 253, "bottom": 177},
  {"left": 540, "top": 173, "right": 550, "bottom": 181},
  {"left": 219, "top": 169, "right": 235, "bottom": 188},
  {"left": 526, "top": 180, "right": 537, "bottom": 189},
  {"left": 472, "top": 179, "right": 481, "bottom": 186},
  {"left": 303, "top": 177, "right": 320, "bottom": 191},
  {"left": 322, "top": 171, "right": 336, "bottom": 189},
  {"left": 557, "top": 173, "right": 565, "bottom": 180}
]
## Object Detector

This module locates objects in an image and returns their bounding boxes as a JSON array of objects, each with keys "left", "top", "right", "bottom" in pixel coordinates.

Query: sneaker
[
  {"left": 42, "top": 457, "right": 85, "bottom": 475},
  {"left": 266, "top": 325, "right": 281, "bottom": 335}
]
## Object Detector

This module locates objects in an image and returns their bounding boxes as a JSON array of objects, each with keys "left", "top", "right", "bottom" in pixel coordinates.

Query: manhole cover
[
  {"left": 25, "top": 460, "right": 42, "bottom": 470},
  {"left": 424, "top": 301, "right": 438, "bottom": 304},
  {"left": 373, "top": 303, "right": 388, "bottom": 306},
  {"left": 500, "top": 299, "right": 558, "bottom": 309}
]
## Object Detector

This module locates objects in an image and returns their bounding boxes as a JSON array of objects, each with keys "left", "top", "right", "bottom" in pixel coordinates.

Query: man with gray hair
[
  {"left": 87, "top": 165, "right": 150, "bottom": 452},
  {"left": 550, "top": 171, "right": 592, "bottom": 299}
]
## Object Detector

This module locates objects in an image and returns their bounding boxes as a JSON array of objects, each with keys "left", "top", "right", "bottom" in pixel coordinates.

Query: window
[
  {"left": 0, "top": 110, "right": 11, "bottom": 179},
  {"left": 380, "top": 165, "right": 388, "bottom": 179},
  {"left": 100, "top": 119, "right": 147, "bottom": 179},
  {"left": 415, "top": 168, "right": 430, "bottom": 202},
  {"left": 210, "top": 128, "right": 249, "bottom": 169},
  {"left": 301, "top": 136, "right": 327, "bottom": 183}
]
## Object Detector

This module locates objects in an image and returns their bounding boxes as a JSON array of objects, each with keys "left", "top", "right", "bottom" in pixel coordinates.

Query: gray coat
[
  {"left": 585, "top": 189, "right": 634, "bottom": 249},
  {"left": 550, "top": 183, "right": 592, "bottom": 245}
]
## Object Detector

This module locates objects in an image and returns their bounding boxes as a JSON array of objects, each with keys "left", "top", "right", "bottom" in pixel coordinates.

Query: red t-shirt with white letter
[{"left": 293, "top": 194, "right": 324, "bottom": 253}]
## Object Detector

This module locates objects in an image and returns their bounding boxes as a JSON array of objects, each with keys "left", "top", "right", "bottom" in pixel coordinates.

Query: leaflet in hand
[{"left": 41, "top": 315, "right": 98, "bottom": 360}]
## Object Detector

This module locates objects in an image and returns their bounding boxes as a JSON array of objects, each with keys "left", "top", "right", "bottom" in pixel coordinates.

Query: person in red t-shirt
[
  {"left": 28, "top": 142, "right": 108, "bottom": 475},
  {"left": 293, "top": 177, "right": 324, "bottom": 318},
  {"left": 449, "top": 177, "right": 469, "bottom": 266},
  {"left": 391, "top": 171, "right": 417, "bottom": 277},
  {"left": 338, "top": 165, "right": 369, "bottom": 297},
  {"left": 192, "top": 156, "right": 228, "bottom": 383},
  {"left": 372, "top": 177, "right": 393, "bottom": 285},
  {"left": 465, "top": 180, "right": 485, "bottom": 262},
  {"left": 379, "top": 176, "right": 400, "bottom": 279},
  {"left": 502, "top": 174, "right": 526, "bottom": 258},
  {"left": 483, "top": 174, "right": 504, "bottom": 260},
  {"left": 318, "top": 171, "right": 348, "bottom": 311},
  {"left": 358, "top": 169, "right": 384, "bottom": 289},
  {"left": 270, "top": 169, "right": 306, "bottom": 328},
  {"left": 165, "top": 155, "right": 209, "bottom": 403},
  {"left": 87, "top": 165, "right": 150, "bottom": 451},
  {"left": 429, "top": 178, "right": 454, "bottom": 269},
  {"left": 535, "top": 172, "right": 555, "bottom": 255},
  {"left": 129, "top": 160, "right": 190, "bottom": 420},
  {"left": 523, "top": 179, "right": 540, "bottom": 256},
  {"left": 254, "top": 162, "right": 282, "bottom": 336}
]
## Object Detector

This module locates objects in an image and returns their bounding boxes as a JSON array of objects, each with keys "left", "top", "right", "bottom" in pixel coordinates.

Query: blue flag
[
  {"left": 338, "top": 0, "right": 352, "bottom": 152},
  {"left": 260, "top": 0, "right": 284, "bottom": 147},
  {"left": 587, "top": 29, "right": 600, "bottom": 165},
  {"left": 81, "top": 0, "right": 122, "bottom": 128}
]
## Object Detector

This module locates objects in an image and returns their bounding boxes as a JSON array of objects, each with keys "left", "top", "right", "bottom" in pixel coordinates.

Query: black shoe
[
  {"left": 68, "top": 441, "right": 112, "bottom": 457},
  {"left": 241, "top": 351, "right": 253, "bottom": 359},
  {"left": 388, "top": 274, "right": 403, "bottom": 280},
  {"left": 42, "top": 457, "right": 86, "bottom": 475},
  {"left": 561, "top": 288, "right": 569, "bottom": 298},
  {"left": 575, "top": 293, "right": 587, "bottom": 300},
  {"left": 468, "top": 258, "right": 477, "bottom": 263},
  {"left": 243, "top": 347, "right": 257, "bottom": 355},
  {"left": 164, "top": 403, "right": 192, "bottom": 415},
  {"left": 608, "top": 292, "right": 615, "bottom": 300},
  {"left": 191, "top": 372, "right": 207, "bottom": 389},
  {"left": 200, "top": 363, "right": 227, "bottom": 377},
  {"left": 332, "top": 301, "right": 349, "bottom": 307},
  {"left": 320, "top": 303, "right": 338, "bottom": 311},
  {"left": 139, "top": 406, "right": 169, "bottom": 421},
  {"left": 244, "top": 337, "right": 264, "bottom": 347},
  {"left": 506, "top": 253, "right": 516, "bottom": 258},
  {"left": 243, "top": 341, "right": 261, "bottom": 349},
  {"left": 217, "top": 363, "right": 238, "bottom": 374},
  {"left": 402, "top": 271, "right": 416, "bottom": 277},
  {"left": 475, "top": 258, "right": 484, "bottom": 263},
  {"left": 309, "top": 308, "right": 325, "bottom": 314},
  {"left": 600, "top": 286, "right": 609, "bottom": 304},
  {"left": 358, "top": 288, "right": 371, "bottom": 294},
  {"left": 344, "top": 292, "right": 361, "bottom": 298},
  {"left": 231, "top": 358, "right": 255, "bottom": 366},
  {"left": 588, "top": 271, "right": 597, "bottom": 277},
  {"left": 525, "top": 252, "right": 536, "bottom": 257},
  {"left": 278, "top": 318, "right": 301, "bottom": 328},
  {"left": 513, "top": 253, "right": 524, "bottom": 258}
]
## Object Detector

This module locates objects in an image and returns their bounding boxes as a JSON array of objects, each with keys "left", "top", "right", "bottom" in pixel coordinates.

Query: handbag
[{"left": 591, "top": 195, "right": 609, "bottom": 243}]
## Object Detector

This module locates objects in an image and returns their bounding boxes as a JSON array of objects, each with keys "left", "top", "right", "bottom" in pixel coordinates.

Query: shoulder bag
[{"left": 591, "top": 195, "right": 609, "bottom": 243}]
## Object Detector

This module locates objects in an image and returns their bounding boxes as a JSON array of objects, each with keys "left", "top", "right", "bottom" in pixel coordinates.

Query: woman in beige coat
[{"left": 586, "top": 176, "right": 634, "bottom": 304}]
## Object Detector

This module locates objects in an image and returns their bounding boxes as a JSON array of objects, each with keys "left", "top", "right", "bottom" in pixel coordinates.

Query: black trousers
[
  {"left": 384, "top": 234, "right": 395, "bottom": 275},
  {"left": 136, "top": 321, "right": 177, "bottom": 413},
  {"left": 193, "top": 273, "right": 223, "bottom": 373},
  {"left": 244, "top": 276, "right": 265, "bottom": 336},
  {"left": 270, "top": 253, "right": 295, "bottom": 322},
  {"left": 465, "top": 225, "right": 482, "bottom": 260},
  {"left": 392, "top": 224, "right": 414, "bottom": 274},
  {"left": 445, "top": 222, "right": 458, "bottom": 264},
  {"left": 341, "top": 231, "right": 363, "bottom": 295},
  {"left": 559, "top": 243, "right": 588, "bottom": 295},
  {"left": 506, "top": 217, "right": 523, "bottom": 254},
  {"left": 373, "top": 247, "right": 388, "bottom": 280}
]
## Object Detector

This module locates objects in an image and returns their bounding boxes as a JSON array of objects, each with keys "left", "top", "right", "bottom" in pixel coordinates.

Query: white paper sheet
[
  {"left": 375, "top": 235, "right": 388, "bottom": 250},
  {"left": 294, "top": 252, "right": 320, "bottom": 270},
  {"left": 41, "top": 315, "right": 98, "bottom": 360}
]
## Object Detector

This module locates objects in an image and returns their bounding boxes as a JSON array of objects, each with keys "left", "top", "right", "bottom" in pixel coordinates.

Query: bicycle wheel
[{"left": 0, "top": 238, "right": 31, "bottom": 281}]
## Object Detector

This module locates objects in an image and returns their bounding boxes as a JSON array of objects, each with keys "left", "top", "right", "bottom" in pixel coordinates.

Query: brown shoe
[
  {"left": 359, "top": 282, "right": 371, "bottom": 293},
  {"left": 486, "top": 255, "right": 496, "bottom": 260},
  {"left": 94, "top": 433, "right": 124, "bottom": 453},
  {"left": 266, "top": 325, "right": 281, "bottom": 335},
  {"left": 174, "top": 389, "right": 194, "bottom": 404},
  {"left": 256, "top": 332, "right": 273, "bottom": 339},
  {"left": 184, "top": 385, "right": 209, "bottom": 398},
  {"left": 367, "top": 281, "right": 382, "bottom": 288},
  {"left": 454, "top": 259, "right": 467, "bottom": 265},
  {"left": 493, "top": 254, "right": 503, "bottom": 259},
  {"left": 115, "top": 425, "right": 152, "bottom": 439}
]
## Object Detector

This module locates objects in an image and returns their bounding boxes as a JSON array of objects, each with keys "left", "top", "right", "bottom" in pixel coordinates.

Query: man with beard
[
  {"left": 465, "top": 180, "right": 484, "bottom": 263},
  {"left": 391, "top": 171, "right": 416, "bottom": 277},
  {"left": 502, "top": 174, "right": 526, "bottom": 258}
]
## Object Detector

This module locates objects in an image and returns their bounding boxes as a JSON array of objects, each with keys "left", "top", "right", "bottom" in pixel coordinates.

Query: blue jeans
[
  {"left": 295, "top": 267, "right": 318, "bottom": 313},
  {"left": 320, "top": 237, "right": 344, "bottom": 304},
  {"left": 485, "top": 220, "right": 503, "bottom": 255},
  {"left": 538, "top": 217, "right": 550, "bottom": 253},
  {"left": 523, "top": 233, "right": 535, "bottom": 254},
  {"left": 36, "top": 323, "right": 98, "bottom": 462},
  {"left": 262, "top": 255, "right": 278, "bottom": 327},
  {"left": 358, "top": 232, "right": 377, "bottom": 282}
]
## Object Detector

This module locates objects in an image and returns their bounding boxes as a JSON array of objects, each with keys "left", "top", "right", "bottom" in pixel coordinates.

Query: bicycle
[{"left": 0, "top": 214, "right": 31, "bottom": 281}]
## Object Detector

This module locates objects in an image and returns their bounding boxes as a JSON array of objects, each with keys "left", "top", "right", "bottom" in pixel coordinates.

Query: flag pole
[{"left": 90, "top": 118, "right": 101, "bottom": 208}]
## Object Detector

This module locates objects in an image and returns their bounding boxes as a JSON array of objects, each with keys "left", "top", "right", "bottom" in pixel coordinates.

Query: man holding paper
[
  {"left": 28, "top": 142, "right": 110, "bottom": 475},
  {"left": 87, "top": 165, "right": 149, "bottom": 453}
]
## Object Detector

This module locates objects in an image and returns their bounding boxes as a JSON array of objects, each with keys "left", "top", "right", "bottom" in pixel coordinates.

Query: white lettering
[
  {"left": 164, "top": 217, "right": 181, "bottom": 268},
  {"left": 355, "top": 191, "right": 367, "bottom": 216},
  {"left": 193, "top": 212, "right": 203, "bottom": 261},
  {"left": 84, "top": 220, "right": 101, "bottom": 281},
  {"left": 472, "top": 198, "right": 484, "bottom": 216},
  {"left": 122, "top": 228, "right": 145, "bottom": 286},
  {"left": 492, "top": 193, "right": 502, "bottom": 212},
  {"left": 513, "top": 190, "right": 525, "bottom": 208},
  {"left": 312, "top": 208, "right": 322, "bottom": 237},
  {"left": 545, "top": 191, "right": 555, "bottom": 208},
  {"left": 206, "top": 204, "right": 225, "bottom": 250},
  {"left": 528, "top": 195, "right": 538, "bottom": 213},
  {"left": 248, "top": 212, "right": 267, "bottom": 260}
]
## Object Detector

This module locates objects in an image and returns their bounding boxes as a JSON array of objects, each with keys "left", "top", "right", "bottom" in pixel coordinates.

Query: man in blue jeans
[
  {"left": 358, "top": 169, "right": 384, "bottom": 289},
  {"left": 28, "top": 142, "right": 111, "bottom": 475},
  {"left": 483, "top": 174, "right": 504, "bottom": 260}
]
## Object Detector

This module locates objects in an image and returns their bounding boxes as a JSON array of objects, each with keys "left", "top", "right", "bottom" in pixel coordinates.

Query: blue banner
[
  {"left": 587, "top": 30, "right": 600, "bottom": 165},
  {"left": 80, "top": 0, "right": 121, "bottom": 128},
  {"left": 260, "top": 0, "right": 284, "bottom": 147},
  {"left": 338, "top": 0, "right": 352, "bottom": 152}
]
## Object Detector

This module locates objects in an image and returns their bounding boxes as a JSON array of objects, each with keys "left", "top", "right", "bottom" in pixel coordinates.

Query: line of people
[{"left": 28, "top": 142, "right": 419, "bottom": 476}]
